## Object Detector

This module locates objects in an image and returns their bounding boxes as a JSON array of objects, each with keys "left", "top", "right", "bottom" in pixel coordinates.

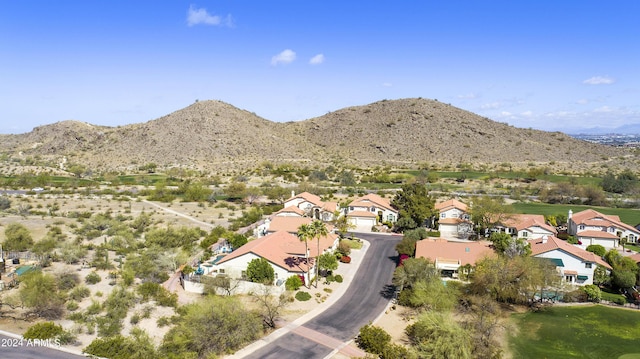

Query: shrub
[
  {"left": 567, "top": 236, "right": 579, "bottom": 244},
  {"left": 69, "top": 285, "right": 91, "bottom": 301},
  {"left": 295, "top": 291, "right": 312, "bottom": 301},
  {"left": 334, "top": 274, "right": 343, "bottom": 283},
  {"left": 23, "top": 322, "right": 64, "bottom": 340},
  {"left": 581, "top": 284, "right": 602, "bottom": 302},
  {"left": 340, "top": 255, "right": 351, "bottom": 263},
  {"left": 85, "top": 271, "right": 102, "bottom": 284},
  {"left": 67, "top": 301, "right": 80, "bottom": 311},
  {"left": 285, "top": 275, "right": 303, "bottom": 291},
  {"left": 356, "top": 323, "right": 391, "bottom": 355},
  {"left": 586, "top": 244, "right": 606, "bottom": 257}
]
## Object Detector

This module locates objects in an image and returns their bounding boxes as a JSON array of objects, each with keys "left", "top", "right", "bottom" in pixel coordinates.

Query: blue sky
[{"left": 1, "top": 1, "right": 639, "bottom": 134}]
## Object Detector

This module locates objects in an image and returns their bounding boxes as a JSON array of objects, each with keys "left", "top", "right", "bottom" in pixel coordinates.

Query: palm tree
[
  {"left": 297, "top": 223, "right": 313, "bottom": 288},
  {"left": 310, "top": 220, "right": 329, "bottom": 288}
]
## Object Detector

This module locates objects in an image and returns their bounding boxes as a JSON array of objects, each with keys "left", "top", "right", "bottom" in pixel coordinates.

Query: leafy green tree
[
  {"left": 489, "top": 232, "right": 531, "bottom": 258},
  {"left": 3, "top": 223, "right": 34, "bottom": 251},
  {"left": 395, "top": 236, "right": 417, "bottom": 256},
  {"left": 318, "top": 252, "right": 338, "bottom": 274},
  {"left": 391, "top": 183, "right": 435, "bottom": 231},
  {"left": 401, "top": 276, "right": 458, "bottom": 310},
  {"left": 19, "top": 270, "right": 65, "bottom": 319},
  {"left": 581, "top": 284, "right": 602, "bottom": 302},
  {"left": 470, "top": 196, "right": 513, "bottom": 237},
  {"left": 586, "top": 244, "right": 606, "bottom": 257},
  {"left": 224, "top": 181, "right": 247, "bottom": 201},
  {"left": 264, "top": 185, "right": 290, "bottom": 204},
  {"left": 406, "top": 311, "right": 472, "bottom": 359},
  {"left": 183, "top": 181, "right": 212, "bottom": 202},
  {"left": 593, "top": 265, "right": 610, "bottom": 286},
  {"left": 160, "top": 296, "right": 262, "bottom": 358},
  {"left": 84, "top": 328, "right": 157, "bottom": 359},
  {"left": 489, "top": 232, "right": 512, "bottom": 253},
  {"left": 246, "top": 258, "right": 275, "bottom": 284},
  {"left": 612, "top": 270, "right": 636, "bottom": 289},
  {"left": 356, "top": 324, "right": 391, "bottom": 355},
  {"left": 333, "top": 211, "right": 355, "bottom": 236},
  {"left": 393, "top": 257, "right": 438, "bottom": 293}
]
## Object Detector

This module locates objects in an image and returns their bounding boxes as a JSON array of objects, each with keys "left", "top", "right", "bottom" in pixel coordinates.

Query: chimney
[
  {"left": 542, "top": 235, "right": 548, "bottom": 244},
  {"left": 291, "top": 190, "right": 295, "bottom": 198},
  {"left": 568, "top": 209, "right": 573, "bottom": 220}
]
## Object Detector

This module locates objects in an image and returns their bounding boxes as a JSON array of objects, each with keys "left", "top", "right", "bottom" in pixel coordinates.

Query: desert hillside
[{"left": 0, "top": 98, "right": 634, "bottom": 172}]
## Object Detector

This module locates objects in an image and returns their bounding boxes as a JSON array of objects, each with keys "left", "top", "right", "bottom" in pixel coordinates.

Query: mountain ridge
[{"left": 0, "top": 98, "right": 634, "bottom": 173}]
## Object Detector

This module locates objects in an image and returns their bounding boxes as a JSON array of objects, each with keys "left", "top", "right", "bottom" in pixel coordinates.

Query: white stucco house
[
  {"left": 284, "top": 191, "right": 339, "bottom": 222},
  {"left": 493, "top": 214, "right": 557, "bottom": 240},
  {"left": 568, "top": 209, "right": 640, "bottom": 249},
  {"left": 211, "top": 230, "right": 339, "bottom": 288},
  {"left": 346, "top": 193, "right": 398, "bottom": 231},
  {"left": 435, "top": 199, "right": 472, "bottom": 239},
  {"left": 528, "top": 235, "right": 612, "bottom": 286}
]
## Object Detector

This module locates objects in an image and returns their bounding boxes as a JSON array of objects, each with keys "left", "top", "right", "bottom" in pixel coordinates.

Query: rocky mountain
[{"left": 0, "top": 98, "right": 634, "bottom": 173}]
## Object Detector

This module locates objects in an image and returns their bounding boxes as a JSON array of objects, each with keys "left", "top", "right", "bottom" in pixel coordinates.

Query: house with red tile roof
[
  {"left": 284, "top": 191, "right": 339, "bottom": 222},
  {"left": 346, "top": 193, "right": 398, "bottom": 231},
  {"left": 528, "top": 235, "right": 611, "bottom": 286},
  {"left": 629, "top": 252, "right": 640, "bottom": 264},
  {"left": 568, "top": 209, "right": 640, "bottom": 249},
  {"left": 493, "top": 214, "right": 557, "bottom": 240},
  {"left": 435, "top": 199, "right": 472, "bottom": 239},
  {"left": 415, "top": 238, "right": 495, "bottom": 277},
  {"left": 213, "top": 230, "right": 339, "bottom": 287}
]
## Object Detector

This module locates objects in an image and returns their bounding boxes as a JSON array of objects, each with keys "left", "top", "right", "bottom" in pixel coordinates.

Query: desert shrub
[
  {"left": 285, "top": 275, "right": 303, "bottom": 291},
  {"left": 23, "top": 322, "right": 63, "bottom": 340},
  {"left": 295, "top": 291, "right": 312, "bottom": 301},
  {"left": 334, "top": 274, "right": 343, "bottom": 283},
  {"left": 157, "top": 316, "right": 171, "bottom": 327},
  {"left": 356, "top": 323, "right": 391, "bottom": 355},
  {"left": 58, "top": 271, "right": 80, "bottom": 291},
  {"left": 340, "top": 255, "right": 351, "bottom": 263},
  {"left": 66, "top": 301, "right": 79, "bottom": 311},
  {"left": 85, "top": 271, "right": 102, "bottom": 284}
]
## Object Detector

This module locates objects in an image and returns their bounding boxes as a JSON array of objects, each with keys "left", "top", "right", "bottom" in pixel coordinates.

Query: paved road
[
  {"left": 243, "top": 232, "right": 400, "bottom": 359},
  {"left": 0, "top": 333, "right": 86, "bottom": 359}
]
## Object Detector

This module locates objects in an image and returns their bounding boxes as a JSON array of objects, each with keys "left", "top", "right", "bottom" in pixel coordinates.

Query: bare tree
[{"left": 249, "top": 286, "right": 292, "bottom": 329}]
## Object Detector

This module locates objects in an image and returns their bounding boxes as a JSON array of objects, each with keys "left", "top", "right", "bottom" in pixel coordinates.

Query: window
[
  {"left": 350, "top": 206, "right": 354, "bottom": 211},
  {"left": 440, "top": 213, "right": 446, "bottom": 218},
  {"left": 219, "top": 269, "right": 225, "bottom": 274},
  {"left": 452, "top": 213, "right": 458, "bottom": 218},
  {"left": 241, "top": 270, "right": 246, "bottom": 279},
  {"left": 522, "top": 232, "right": 528, "bottom": 237},
  {"left": 579, "top": 225, "right": 585, "bottom": 231},
  {"left": 370, "top": 207, "right": 375, "bottom": 212},
  {"left": 585, "top": 263, "right": 592, "bottom": 269},
  {"left": 565, "top": 276, "right": 573, "bottom": 283}
]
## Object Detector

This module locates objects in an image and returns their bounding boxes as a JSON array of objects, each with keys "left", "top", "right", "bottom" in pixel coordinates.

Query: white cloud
[
  {"left": 271, "top": 49, "right": 296, "bottom": 66},
  {"left": 481, "top": 102, "right": 500, "bottom": 109},
  {"left": 583, "top": 76, "right": 615, "bottom": 85},
  {"left": 457, "top": 93, "right": 478, "bottom": 99},
  {"left": 521, "top": 111, "right": 533, "bottom": 117},
  {"left": 382, "top": 82, "right": 393, "bottom": 87},
  {"left": 309, "top": 54, "right": 325, "bottom": 65},
  {"left": 187, "top": 5, "right": 233, "bottom": 27}
]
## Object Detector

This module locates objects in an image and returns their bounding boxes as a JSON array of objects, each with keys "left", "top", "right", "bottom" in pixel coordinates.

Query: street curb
[{"left": 0, "top": 329, "right": 91, "bottom": 357}]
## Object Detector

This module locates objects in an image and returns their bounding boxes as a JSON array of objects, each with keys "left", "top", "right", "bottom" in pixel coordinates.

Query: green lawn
[
  {"left": 509, "top": 305, "right": 640, "bottom": 359},
  {"left": 512, "top": 202, "right": 640, "bottom": 226}
]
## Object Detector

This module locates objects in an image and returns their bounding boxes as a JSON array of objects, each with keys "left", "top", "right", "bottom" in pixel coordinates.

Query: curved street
[{"left": 242, "top": 232, "right": 401, "bottom": 359}]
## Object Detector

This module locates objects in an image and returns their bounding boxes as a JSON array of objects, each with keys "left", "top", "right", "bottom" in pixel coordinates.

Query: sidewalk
[{"left": 225, "top": 240, "right": 371, "bottom": 359}]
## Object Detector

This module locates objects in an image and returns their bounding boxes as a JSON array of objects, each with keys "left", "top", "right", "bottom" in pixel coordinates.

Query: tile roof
[
  {"left": 438, "top": 217, "right": 469, "bottom": 225},
  {"left": 274, "top": 205, "right": 305, "bottom": 216},
  {"left": 415, "top": 238, "right": 496, "bottom": 266},
  {"left": 268, "top": 216, "right": 313, "bottom": 233},
  {"left": 349, "top": 193, "right": 396, "bottom": 213},
  {"left": 346, "top": 210, "right": 378, "bottom": 218},
  {"left": 501, "top": 214, "right": 557, "bottom": 234},
  {"left": 286, "top": 191, "right": 324, "bottom": 206},
  {"left": 575, "top": 230, "right": 619, "bottom": 239},
  {"left": 527, "top": 236, "right": 611, "bottom": 269},
  {"left": 216, "top": 230, "right": 339, "bottom": 272},
  {"left": 629, "top": 253, "right": 640, "bottom": 263},
  {"left": 435, "top": 199, "right": 468, "bottom": 212}
]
